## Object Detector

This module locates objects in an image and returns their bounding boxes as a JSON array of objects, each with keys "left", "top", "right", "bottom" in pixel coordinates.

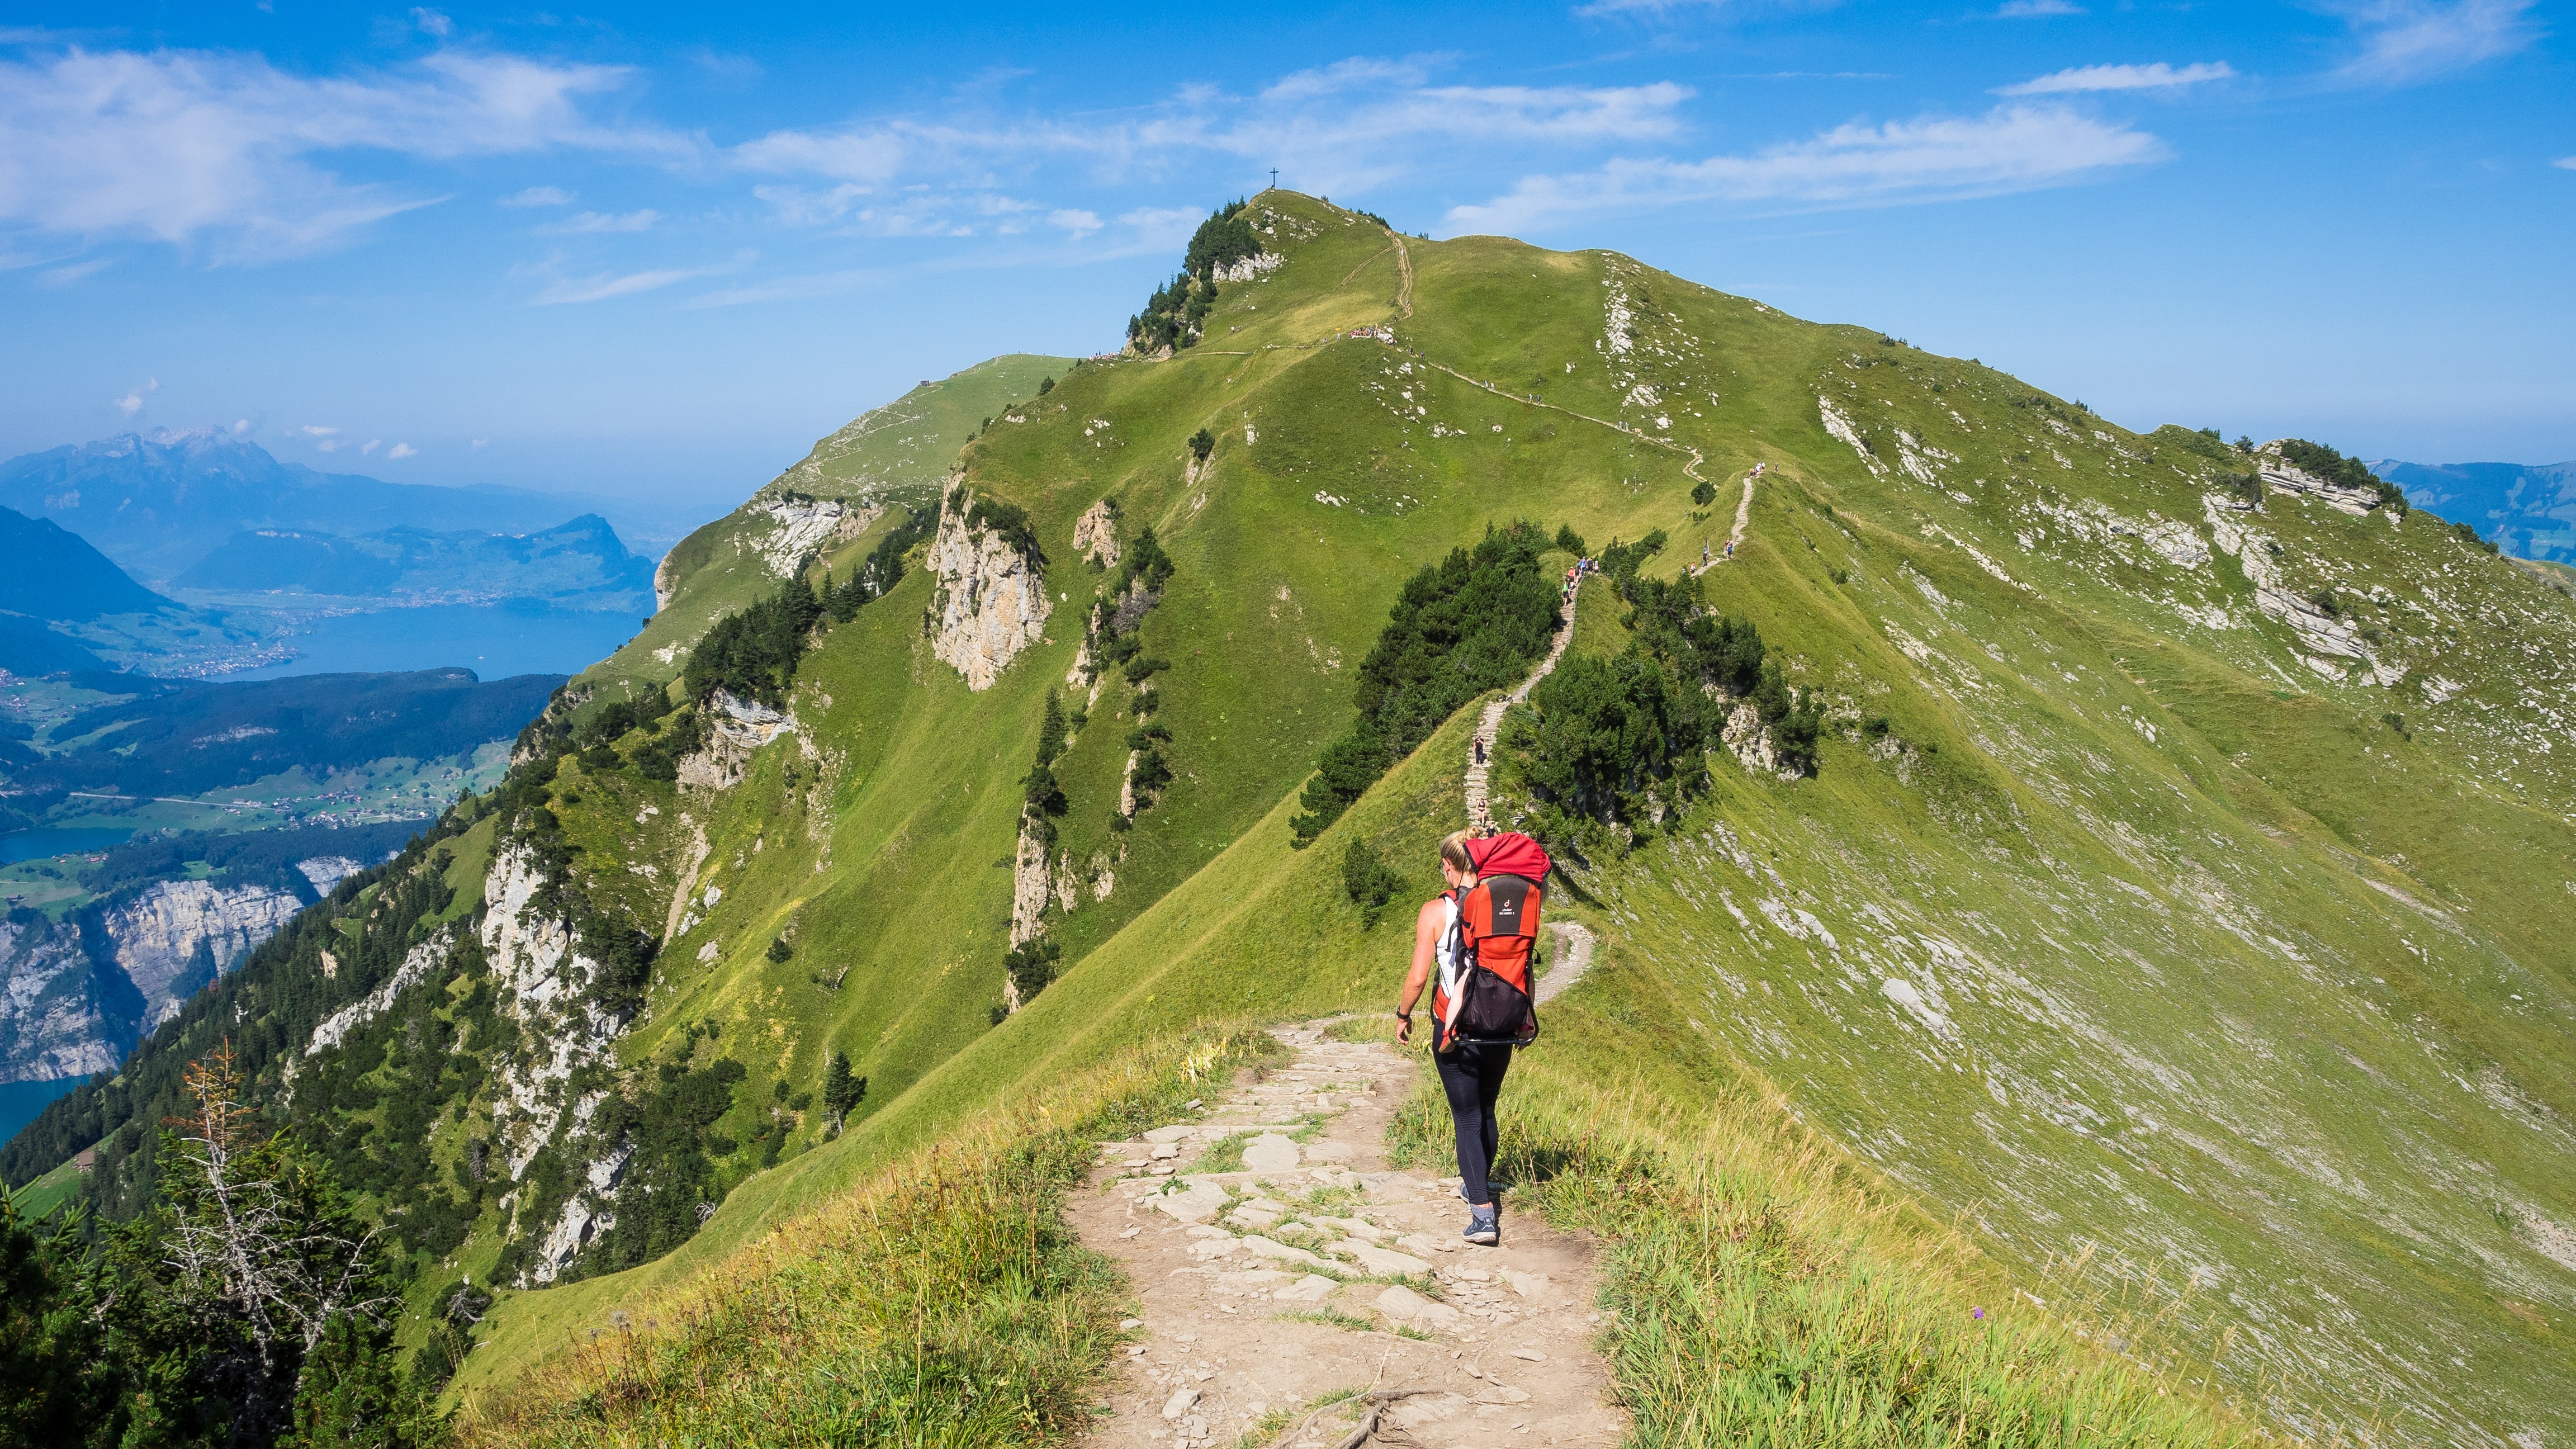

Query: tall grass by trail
[
  {"left": 457, "top": 1030, "right": 1282, "bottom": 1448},
  {"left": 1379, "top": 1030, "right": 2276, "bottom": 1448}
]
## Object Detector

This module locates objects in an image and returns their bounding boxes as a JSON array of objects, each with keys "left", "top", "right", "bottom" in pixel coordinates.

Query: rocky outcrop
[
  {"left": 752, "top": 495, "right": 851, "bottom": 577},
  {"left": 2205, "top": 501, "right": 2406, "bottom": 686},
  {"left": 930, "top": 490, "right": 1051, "bottom": 690},
  {"left": 0, "top": 917, "right": 120, "bottom": 1083},
  {"left": 1072, "top": 499, "right": 1121, "bottom": 569},
  {"left": 675, "top": 690, "right": 796, "bottom": 790},
  {"left": 1212, "top": 251, "right": 1283, "bottom": 283},
  {"left": 105, "top": 880, "right": 302, "bottom": 1030},
  {"left": 1818, "top": 395, "right": 1887, "bottom": 478},
  {"left": 296, "top": 856, "right": 366, "bottom": 894},
  {"left": 2257, "top": 444, "right": 2381, "bottom": 515},
  {"left": 480, "top": 846, "right": 623, "bottom": 1182},
  {"left": 1720, "top": 700, "right": 1806, "bottom": 782},
  {"left": 1009, "top": 821, "right": 1053, "bottom": 950},
  {"left": 305, "top": 930, "right": 451, "bottom": 1057}
]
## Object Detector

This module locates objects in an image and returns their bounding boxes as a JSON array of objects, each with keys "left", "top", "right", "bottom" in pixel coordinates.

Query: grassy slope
[{"left": 461, "top": 193, "right": 2570, "bottom": 1442}]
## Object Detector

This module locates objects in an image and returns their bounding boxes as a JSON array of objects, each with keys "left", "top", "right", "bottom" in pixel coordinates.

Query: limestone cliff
[
  {"left": 930, "top": 489, "right": 1051, "bottom": 690},
  {"left": 103, "top": 880, "right": 302, "bottom": 1030},
  {"left": 0, "top": 917, "right": 120, "bottom": 1083},
  {"left": 477, "top": 844, "right": 629, "bottom": 1282}
]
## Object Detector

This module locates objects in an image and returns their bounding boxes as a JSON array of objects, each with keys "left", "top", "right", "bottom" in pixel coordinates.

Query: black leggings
[{"left": 1434, "top": 1043, "right": 1513, "bottom": 1206}]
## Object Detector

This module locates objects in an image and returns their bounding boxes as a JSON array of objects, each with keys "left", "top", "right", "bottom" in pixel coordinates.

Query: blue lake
[
  {"left": 1, "top": 827, "right": 135, "bottom": 864},
  {"left": 226, "top": 603, "right": 646, "bottom": 683},
  {"left": 0, "top": 1077, "right": 82, "bottom": 1155}
]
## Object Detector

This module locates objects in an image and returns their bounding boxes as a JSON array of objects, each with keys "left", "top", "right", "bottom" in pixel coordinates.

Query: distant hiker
[
  {"left": 1397, "top": 830, "right": 1547, "bottom": 1246},
  {"left": 1725, "top": 540, "right": 1734, "bottom": 558},
  {"left": 1474, "top": 737, "right": 1486, "bottom": 766}
]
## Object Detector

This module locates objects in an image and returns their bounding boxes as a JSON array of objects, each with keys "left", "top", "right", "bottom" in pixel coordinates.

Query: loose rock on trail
[{"left": 1072, "top": 1024, "right": 1625, "bottom": 1448}]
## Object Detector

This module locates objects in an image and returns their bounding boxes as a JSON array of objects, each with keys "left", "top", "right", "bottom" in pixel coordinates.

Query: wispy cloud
[
  {"left": 1999, "top": 61, "right": 2236, "bottom": 95},
  {"left": 538, "top": 208, "right": 662, "bottom": 234},
  {"left": 500, "top": 185, "right": 575, "bottom": 206},
  {"left": 728, "top": 61, "right": 1692, "bottom": 217},
  {"left": 1448, "top": 104, "right": 2162, "bottom": 233},
  {"left": 531, "top": 264, "right": 721, "bottom": 305},
  {"left": 0, "top": 46, "right": 686, "bottom": 260},
  {"left": 2328, "top": 0, "right": 2540, "bottom": 84},
  {"left": 115, "top": 378, "right": 157, "bottom": 415},
  {"left": 2556, "top": 154, "right": 2576, "bottom": 169},
  {"left": 387, "top": 442, "right": 417, "bottom": 458},
  {"left": 1994, "top": 0, "right": 2083, "bottom": 16},
  {"left": 42, "top": 257, "right": 111, "bottom": 285}
]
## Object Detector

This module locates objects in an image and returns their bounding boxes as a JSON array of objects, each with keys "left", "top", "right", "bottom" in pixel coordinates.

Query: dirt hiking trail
[{"left": 1074, "top": 1023, "right": 1625, "bottom": 1449}]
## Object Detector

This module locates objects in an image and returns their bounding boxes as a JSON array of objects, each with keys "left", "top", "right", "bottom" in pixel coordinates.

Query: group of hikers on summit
[{"left": 1393, "top": 829, "right": 1550, "bottom": 1246}]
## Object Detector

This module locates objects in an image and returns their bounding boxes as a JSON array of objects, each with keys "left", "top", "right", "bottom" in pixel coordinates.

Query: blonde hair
[{"left": 1438, "top": 830, "right": 1477, "bottom": 875}]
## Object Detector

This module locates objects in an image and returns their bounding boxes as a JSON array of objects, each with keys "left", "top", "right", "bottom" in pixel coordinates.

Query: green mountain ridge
[{"left": 11, "top": 193, "right": 2570, "bottom": 1445}]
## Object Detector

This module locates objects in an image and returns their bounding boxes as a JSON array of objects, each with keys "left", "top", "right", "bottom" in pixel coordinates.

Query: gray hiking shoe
[{"left": 1463, "top": 1206, "right": 1499, "bottom": 1246}]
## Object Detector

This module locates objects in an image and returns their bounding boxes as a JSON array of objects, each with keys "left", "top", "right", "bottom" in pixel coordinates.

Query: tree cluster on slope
[
  {"left": 1291, "top": 522, "right": 1561, "bottom": 846},
  {"left": 1126, "top": 201, "right": 1260, "bottom": 354},
  {"left": 2277, "top": 438, "right": 2408, "bottom": 515}
]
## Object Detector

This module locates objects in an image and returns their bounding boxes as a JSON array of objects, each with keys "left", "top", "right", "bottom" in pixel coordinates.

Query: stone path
[
  {"left": 1465, "top": 590, "right": 1581, "bottom": 836},
  {"left": 1073, "top": 1025, "right": 1625, "bottom": 1449}
]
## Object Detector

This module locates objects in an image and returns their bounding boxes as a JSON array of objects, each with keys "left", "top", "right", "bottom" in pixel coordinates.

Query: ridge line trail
[
  {"left": 1688, "top": 467, "right": 1761, "bottom": 576},
  {"left": 1464, "top": 585, "right": 1580, "bottom": 837},
  {"left": 1073, "top": 1023, "right": 1626, "bottom": 1449}
]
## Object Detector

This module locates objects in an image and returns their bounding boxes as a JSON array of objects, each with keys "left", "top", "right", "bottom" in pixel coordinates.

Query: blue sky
[{"left": 3, "top": 1, "right": 2569, "bottom": 518}]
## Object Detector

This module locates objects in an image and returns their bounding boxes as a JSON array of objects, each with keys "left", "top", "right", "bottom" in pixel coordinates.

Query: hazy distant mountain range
[
  {"left": 0, "top": 428, "right": 676, "bottom": 585},
  {"left": 2373, "top": 457, "right": 2576, "bottom": 562},
  {"left": 174, "top": 514, "right": 654, "bottom": 610}
]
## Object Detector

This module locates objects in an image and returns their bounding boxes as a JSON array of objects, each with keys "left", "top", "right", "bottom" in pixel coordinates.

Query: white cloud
[
  {"left": 300, "top": 424, "right": 337, "bottom": 436},
  {"left": 387, "top": 442, "right": 416, "bottom": 458},
  {"left": 530, "top": 265, "right": 718, "bottom": 305},
  {"left": 728, "top": 65, "right": 1690, "bottom": 208},
  {"left": 231, "top": 419, "right": 251, "bottom": 434},
  {"left": 1448, "top": 104, "right": 2162, "bottom": 233},
  {"left": 2557, "top": 155, "right": 2576, "bottom": 169},
  {"left": 0, "top": 46, "right": 686, "bottom": 259},
  {"left": 410, "top": 8, "right": 453, "bottom": 37},
  {"left": 2329, "top": 0, "right": 2539, "bottom": 84},
  {"left": 1999, "top": 62, "right": 2236, "bottom": 95},
  {"left": 114, "top": 378, "right": 157, "bottom": 415},
  {"left": 41, "top": 257, "right": 110, "bottom": 285},
  {"left": 500, "top": 185, "right": 575, "bottom": 206},
  {"left": 1048, "top": 208, "right": 1102, "bottom": 238},
  {"left": 538, "top": 208, "right": 661, "bottom": 233},
  {"left": 363, "top": 438, "right": 381, "bottom": 454},
  {"left": 1995, "top": 0, "right": 2083, "bottom": 14}
]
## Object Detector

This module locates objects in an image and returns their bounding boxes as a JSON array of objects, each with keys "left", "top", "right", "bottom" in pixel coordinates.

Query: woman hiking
[{"left": 1395, "top": 829, "right": 1549, "bottom": 1246}]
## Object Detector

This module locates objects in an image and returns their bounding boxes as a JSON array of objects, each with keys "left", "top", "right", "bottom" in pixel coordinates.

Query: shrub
[
  {"left": 1005, "top": 936, "right": 1062, "bottom": 1001},
  {"left": 1036, "top": 375, "right": 1054, "bottom": 395},
  {"left": 1690, "top": 479, "right": 1716, "bottom": 508},
  {"left": 1341, "top": 839, "right": 1406, "bottom": 927},
  {"left": 1522, "top": 654, "right": 1710, "bottom": 827},
  {"left": 822, "top": 1050, "right": 865, "bottom": 1128},
  {"left": 1555, "top": 524, "right": 1587, "bottom": 556},
  {"left": 765, "top": 936, "right": 793, "bottom": 964},
  {"left": 1189, "top": 428, "right": 1215, "bottom": 462}
]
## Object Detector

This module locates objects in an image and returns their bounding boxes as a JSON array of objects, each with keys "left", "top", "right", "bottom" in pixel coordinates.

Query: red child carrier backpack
[{"left": 1432, "top": 832, "right": 1550, "bottom": 1052}]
